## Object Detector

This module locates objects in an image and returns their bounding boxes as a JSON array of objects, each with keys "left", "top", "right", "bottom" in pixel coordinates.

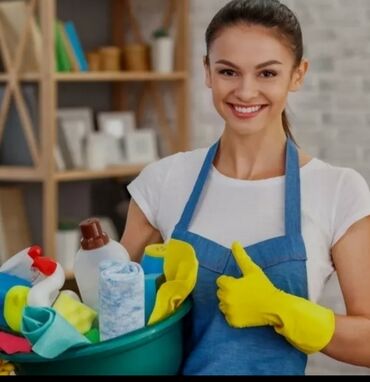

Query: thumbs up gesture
[
  {"left": 216, "top": 241, "right": 281, "bottom": 328},
  {"left": 216, "top": 241, "right": 335, "bottom": 354}
]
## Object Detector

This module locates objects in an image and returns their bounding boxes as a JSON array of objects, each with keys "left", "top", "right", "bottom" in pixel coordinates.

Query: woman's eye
[
  {"left": 259, "top": 70, "right": 277, "bottom": 78},
  {"left": 218, "top": 69, "right": 237, "bottom": 77}
]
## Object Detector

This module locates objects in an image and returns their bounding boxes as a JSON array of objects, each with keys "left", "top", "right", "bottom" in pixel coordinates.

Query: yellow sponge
[
  {"left": 4, "top": 285, "right": 30, "bottom": 332},
  {"left": 53, "top": 291, "right": 97, "bottom": 334}
]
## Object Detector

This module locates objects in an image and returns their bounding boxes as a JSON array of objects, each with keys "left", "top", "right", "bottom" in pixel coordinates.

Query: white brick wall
[
  {"left": 189, "top": 0, "right": 370, "bottom": 375},
  {"left": 190, "top": 0, "right": 370, "bottom": 178}
]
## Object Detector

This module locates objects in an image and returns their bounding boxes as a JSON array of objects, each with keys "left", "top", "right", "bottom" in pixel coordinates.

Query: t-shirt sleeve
[
  {"left": 331, "top": 168, "right": 370, "bottom": 246},
  {"left": 126, "top": 155, "right": 176, "bottom": 229}
]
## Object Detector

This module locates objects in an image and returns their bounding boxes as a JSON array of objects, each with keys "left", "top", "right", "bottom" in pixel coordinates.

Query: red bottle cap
[
  {"left": 79, "top": 217, "right": 109, "bottom": 250},
  {"left": 32, "top": 257, "right": 57, "bottom": 276},
  {"left": 28, "top": 245, "right": 42, "bottom": 259}
]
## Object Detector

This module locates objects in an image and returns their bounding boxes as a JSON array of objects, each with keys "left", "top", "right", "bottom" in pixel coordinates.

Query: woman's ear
[
  {"left": 203, "top": 56, "right": 212, "bottom": 88},
  {"left": 289, "top": 59, "right": 309, "bottom": 92}
]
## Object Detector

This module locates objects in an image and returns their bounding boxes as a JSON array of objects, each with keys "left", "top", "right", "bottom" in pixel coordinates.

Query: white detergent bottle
[{"left": 74, "top": 217, "right": 130, "bottom": 310}]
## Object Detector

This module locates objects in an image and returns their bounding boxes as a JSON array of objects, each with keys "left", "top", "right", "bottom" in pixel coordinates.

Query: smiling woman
[
  {"left": 204, "top": 23, "right": 307, "bottom": 149},
  {"left": 121, "top": 0, "right": 370, "bottom": 376}
]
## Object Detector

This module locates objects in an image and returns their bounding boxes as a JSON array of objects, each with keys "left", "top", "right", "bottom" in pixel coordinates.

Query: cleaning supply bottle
[
  {"left": 0, "top": 246, "right": 45, "bottom": 284},
  {"left": 74, "top": 217, "right": 130, "bottom": 310}
]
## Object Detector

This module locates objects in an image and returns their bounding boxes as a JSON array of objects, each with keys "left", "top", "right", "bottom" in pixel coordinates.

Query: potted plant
[{"left": 150, "top": 27, "right": 174, "bottom": 73}]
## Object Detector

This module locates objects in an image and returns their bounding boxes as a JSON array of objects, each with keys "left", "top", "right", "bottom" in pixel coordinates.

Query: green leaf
[{"left": 152, "top": 27, "right": 169, "bottom": 39}]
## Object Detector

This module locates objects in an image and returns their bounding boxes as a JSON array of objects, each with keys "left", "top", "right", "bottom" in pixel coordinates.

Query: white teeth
[{"left": 234, "top": 105, "right": 262, "bottom": 114}]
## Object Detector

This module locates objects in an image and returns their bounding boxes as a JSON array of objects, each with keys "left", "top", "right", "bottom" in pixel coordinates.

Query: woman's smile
[{"left": 227, "top": 103, "right": 269, "bottom": 120}]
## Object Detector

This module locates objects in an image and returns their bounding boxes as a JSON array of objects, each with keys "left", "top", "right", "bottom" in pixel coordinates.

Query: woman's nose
[{"left": 233, "top": 77, "right": 259, "bottom": 101}]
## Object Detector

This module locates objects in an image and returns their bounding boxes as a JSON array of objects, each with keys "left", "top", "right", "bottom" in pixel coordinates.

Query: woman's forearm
[{"left": 322, "top": 314, "right": 370, "bottom": 368}]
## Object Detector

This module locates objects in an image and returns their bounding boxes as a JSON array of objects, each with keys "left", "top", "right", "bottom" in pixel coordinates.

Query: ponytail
[{"left": 282, "top": 110, "right": 297, "bottom": 145}]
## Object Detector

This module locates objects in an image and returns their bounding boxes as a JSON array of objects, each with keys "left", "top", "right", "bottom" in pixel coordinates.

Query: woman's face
[{"left": 205, "top": 24, "right": 307, "bottom": 137}]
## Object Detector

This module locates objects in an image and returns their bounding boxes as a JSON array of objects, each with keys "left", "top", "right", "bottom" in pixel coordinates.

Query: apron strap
[
  {"left": 175, "top": 138, "right": 302, "bottom": 237},
  {"left": 175, "top": 141, "right": 219, "bottom": 231},
  {"left": 285, "top": 139, "right": 301, "bottom": 236}
]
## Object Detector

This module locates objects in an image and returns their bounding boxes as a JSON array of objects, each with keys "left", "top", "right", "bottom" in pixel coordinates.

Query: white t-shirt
[{"left": 127, "top": 148, "right": 370, "bottom": 302}]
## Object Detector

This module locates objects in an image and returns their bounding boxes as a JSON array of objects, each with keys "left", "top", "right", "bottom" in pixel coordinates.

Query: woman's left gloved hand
[{"left": 216, "top": 242, "right": 335, "bottom": 354}]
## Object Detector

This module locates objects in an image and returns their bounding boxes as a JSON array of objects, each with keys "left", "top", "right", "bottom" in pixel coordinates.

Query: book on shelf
[
  {"left": 0, "top": 187, "right": 32, "bottom": 264},
  {"left": 64, "top": 21, "right": 89, "bottom": 72},
  {"left": 58, "top": 20, "right": 80, "bottom": 72},
  {"left": 58, "top": 122, "right": 76, "bottom": 169},
  {"left": 55, "top": 20, "right": 72, "bottom": 72},
  {"left": 0, "top": 0, "right": 42, "bottom": 72},
  {"left": 0, "top": 85, "right": 38, "bottom": 166}
]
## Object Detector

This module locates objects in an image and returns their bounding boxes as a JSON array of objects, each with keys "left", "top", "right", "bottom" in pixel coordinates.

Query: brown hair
[{"left": 205, "top": 0, "right": 304, "bottom": 142}]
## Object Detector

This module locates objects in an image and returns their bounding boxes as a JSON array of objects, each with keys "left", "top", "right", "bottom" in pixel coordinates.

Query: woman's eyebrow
[
  {"left": 215, "top": 59, "right": 240, "bottom": 69},
  {"left": 214, "top": 59, "right": 283, "bottom": 69},
  {"left": 255, "top": 60, "right": 283, "bottom": 69}
]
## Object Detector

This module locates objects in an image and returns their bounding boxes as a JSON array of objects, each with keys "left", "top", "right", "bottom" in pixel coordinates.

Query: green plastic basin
[{"left": 0, "top": 299, "right": 191, "bottom": 376}]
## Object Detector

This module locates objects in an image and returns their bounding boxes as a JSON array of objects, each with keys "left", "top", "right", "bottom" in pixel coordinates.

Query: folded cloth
[
  {"left": 84, "top": 328, "right": 100, "bottom": 344},
  {"left": 53, "top": 292, "right": 97, "bottom": 334},
  {"left": 21, "top": 306, "right": 90, "bottom": 359},
  {"left": 0, "top": 273, "right": 30, "bottom": 329},
  {"left": 145, "top": 239, "right": 198, "bottom": 325},
  {"left": 0, "top": 331, "right": 32, "bottom": 354},
  {"left": 99, "top": 260, "right": 145, "bottom": 341}
]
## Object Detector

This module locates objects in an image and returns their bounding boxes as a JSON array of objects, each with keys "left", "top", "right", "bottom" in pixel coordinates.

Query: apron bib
[{"left": 172, "top": 139, "right": 308, "bottom": 375}]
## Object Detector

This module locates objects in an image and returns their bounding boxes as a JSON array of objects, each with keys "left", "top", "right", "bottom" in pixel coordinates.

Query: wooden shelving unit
[{"left": 0, "top": 0, "right": 189, "bottom": 261}]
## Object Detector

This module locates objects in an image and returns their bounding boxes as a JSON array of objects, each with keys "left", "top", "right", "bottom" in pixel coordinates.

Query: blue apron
[{"left": 171, "top": 138, "right": 308, "bottom": 375}]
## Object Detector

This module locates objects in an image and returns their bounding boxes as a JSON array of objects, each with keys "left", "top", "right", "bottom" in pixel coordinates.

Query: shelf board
[
  {"left": 54, "top": 164, "right": 146, "bottom": 182},
  {"left": 0, "top": 73, "right": 41, "bottom": 82},
  {"left": 0, "top": 71, "right": 187, "bottom": 82},
  {"left": 20, "top": 73, "right": 41, "bottom": 81},
  {"left": 55, "top": 71, "right": 187, "bottom": 82},
  {"left": 0, "top": 166, "right": 43, "bottom": 182}
]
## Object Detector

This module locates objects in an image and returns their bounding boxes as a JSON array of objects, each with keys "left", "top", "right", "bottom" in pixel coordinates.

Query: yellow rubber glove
[
  {"left": 145, "top": 239, "right": 198, "bottom": 325},
  {"left": 216, "top": 242, "right": 335, "bottom": 354}
]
